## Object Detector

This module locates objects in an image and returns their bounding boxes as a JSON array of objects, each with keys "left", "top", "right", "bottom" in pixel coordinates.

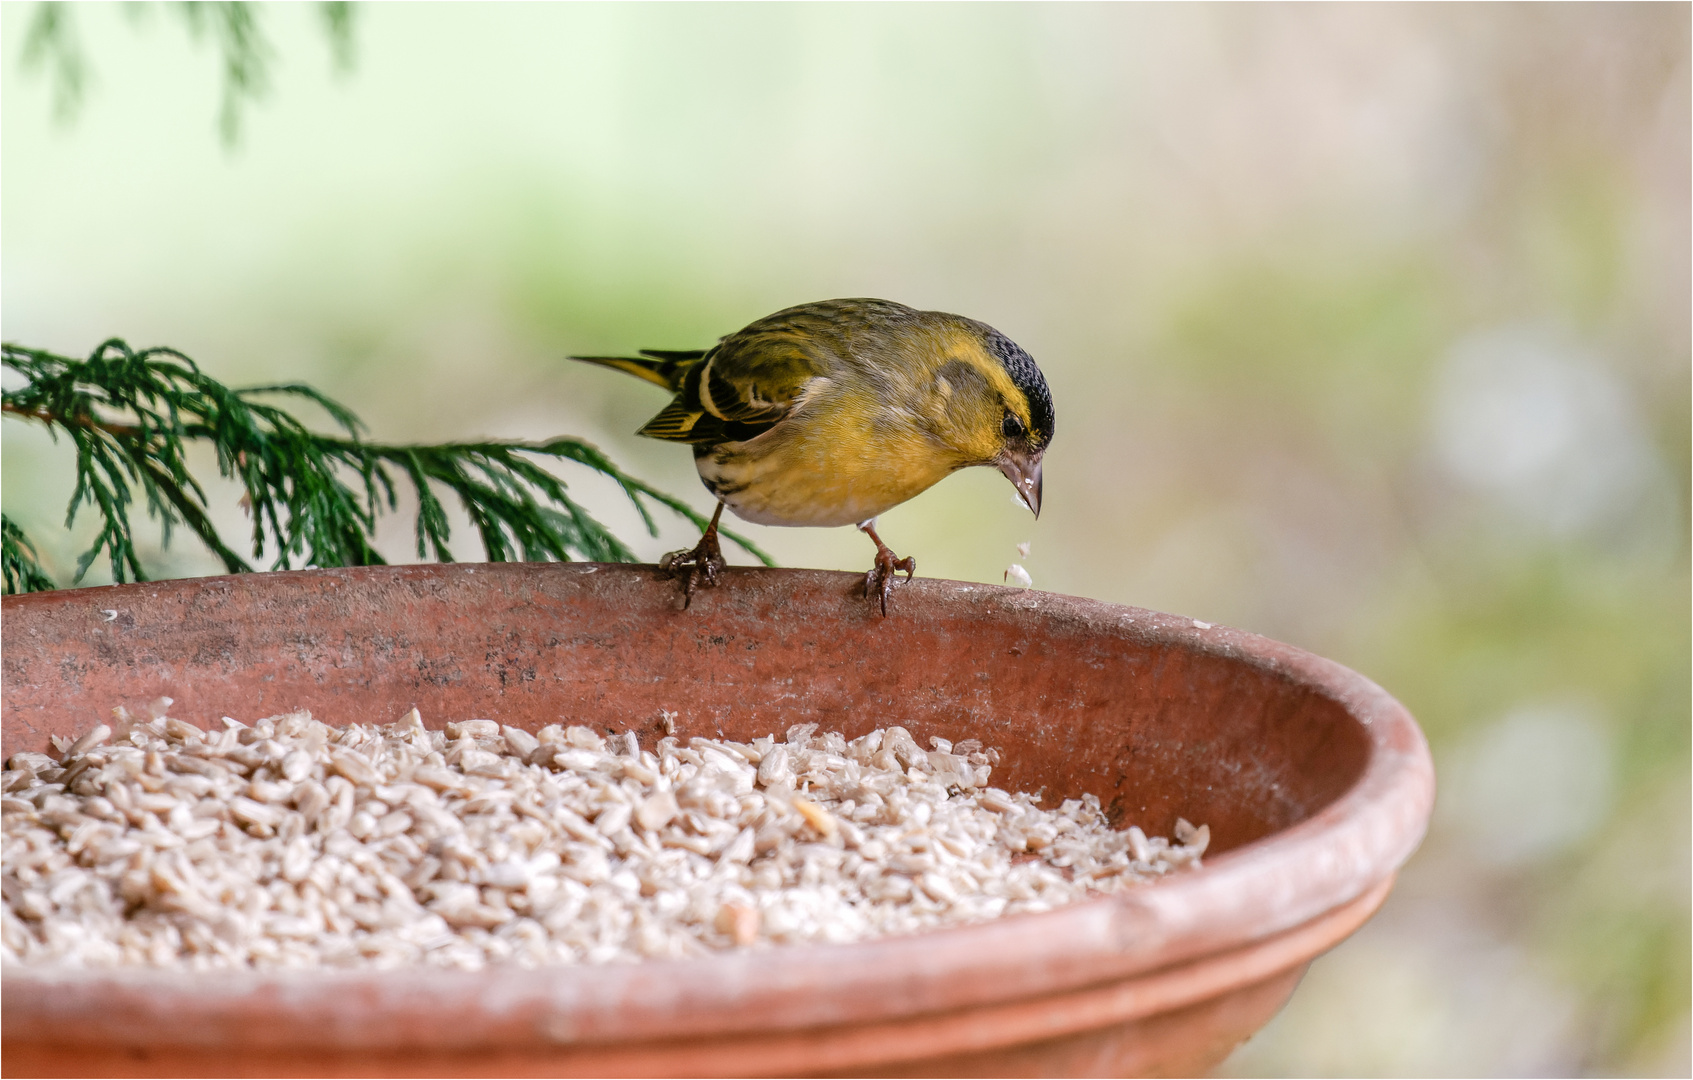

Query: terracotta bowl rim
[{"left": 1, "top": 564, "right": 1436, "bottom": 1048}]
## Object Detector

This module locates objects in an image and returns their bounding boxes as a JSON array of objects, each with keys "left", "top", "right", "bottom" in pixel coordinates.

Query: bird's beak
[{"left": 998, "top": 451, "right": 1044, "bottom": 518}]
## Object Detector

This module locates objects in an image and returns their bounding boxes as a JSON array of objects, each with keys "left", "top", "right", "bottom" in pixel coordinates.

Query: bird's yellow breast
[{"left": 696, "top": 377, "right": 967, "bottom": 528}]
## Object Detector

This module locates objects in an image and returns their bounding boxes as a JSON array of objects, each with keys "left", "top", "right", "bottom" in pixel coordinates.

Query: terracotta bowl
[{"left": 1, "top": 564, "right": 1433, "bottom": 1077}]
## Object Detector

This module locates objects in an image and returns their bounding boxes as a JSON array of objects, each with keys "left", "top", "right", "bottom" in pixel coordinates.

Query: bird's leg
[
  {"left": 660, "top": 502, "right": 727, "bottom": 608},
  {"left": 858, "top": 520, "right": 916, "bottom": 616}
]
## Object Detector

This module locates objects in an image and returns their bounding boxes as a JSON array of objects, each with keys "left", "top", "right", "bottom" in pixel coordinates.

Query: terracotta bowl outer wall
[{"left": 0, "top": 564, "right": 1435, "bottom": 1076}]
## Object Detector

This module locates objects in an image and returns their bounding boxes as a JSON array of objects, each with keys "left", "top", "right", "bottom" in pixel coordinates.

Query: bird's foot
[
  {"left": 863, "top": 544, "right": 916, "bottom": 617},
  {"left": 660, "top": 530, "right": 725, "bottom": 608}
]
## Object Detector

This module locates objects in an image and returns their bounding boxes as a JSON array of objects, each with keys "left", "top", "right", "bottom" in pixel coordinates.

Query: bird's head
[
  {"left": 982, "top": 328, "right": 1053, "bottom": 518},
  {"left": 927, "top": 321, "right": 1054, "bottom": 518}
]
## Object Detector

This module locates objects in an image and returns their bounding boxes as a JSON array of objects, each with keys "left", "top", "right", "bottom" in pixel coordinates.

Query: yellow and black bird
[{"left": 571, "top": 298, "right": 1054, "bottom": 613}]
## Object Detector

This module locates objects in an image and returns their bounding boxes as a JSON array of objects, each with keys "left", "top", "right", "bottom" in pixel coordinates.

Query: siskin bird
[{"left": 570, "top": 298, "right": 1054, "bottom": 614}]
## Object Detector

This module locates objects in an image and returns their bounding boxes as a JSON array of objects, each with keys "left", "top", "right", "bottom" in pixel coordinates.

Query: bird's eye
[{"left": 1002, "top": 414, "right": 1025, "bottom": 439}]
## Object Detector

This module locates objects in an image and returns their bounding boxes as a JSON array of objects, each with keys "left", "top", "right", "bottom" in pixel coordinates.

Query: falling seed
[
  {"left": 1016, "top": 542, "right": 1031, "bottom": 559},
  {"left": 1004, "top": 564, "right": 1033, "bottom": 588}
]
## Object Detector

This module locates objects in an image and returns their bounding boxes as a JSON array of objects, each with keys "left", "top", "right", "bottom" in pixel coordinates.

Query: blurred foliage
[
  {"left": 19, "top": 3, "right": 84, "bottom": 123},
  {"left": 19, "top": 1, "right": 353, "bottom": 146},
  {"left": 1, "top": 339, "right": 768, "bottom": 593},
  {"left": 1160, "top": 256, "right": 1452, "bottom": 465}
]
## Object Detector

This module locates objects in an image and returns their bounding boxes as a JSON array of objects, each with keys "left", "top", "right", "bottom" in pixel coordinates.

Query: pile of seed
[{"left": 2, "top": 707, "right": 1208, "bottom": 970}]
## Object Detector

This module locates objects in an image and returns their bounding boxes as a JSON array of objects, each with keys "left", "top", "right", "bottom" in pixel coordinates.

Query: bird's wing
[
  {"left": 697, "top": 332, "right": 824, "bottom": 422},
  {"left": 637, "top": 328, "right": 828, "bottom": 444}
]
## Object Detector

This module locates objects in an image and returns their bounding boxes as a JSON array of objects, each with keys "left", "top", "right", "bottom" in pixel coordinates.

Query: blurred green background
[{"left": 3, "top": 3, "right": 1687, "bottom": 1074}]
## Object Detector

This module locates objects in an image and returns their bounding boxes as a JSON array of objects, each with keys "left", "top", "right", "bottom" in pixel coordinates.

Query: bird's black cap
[{"left": 984, "top": 328, "right": 1055, "bottom": 449}]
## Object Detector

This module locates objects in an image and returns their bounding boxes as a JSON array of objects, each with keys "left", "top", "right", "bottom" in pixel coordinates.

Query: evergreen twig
[
  {"left": 1, "top": 339, "right": 773, "bottom": 594},
  {"left": 2, "top": 515, "right": 56, "bottom": 594}
]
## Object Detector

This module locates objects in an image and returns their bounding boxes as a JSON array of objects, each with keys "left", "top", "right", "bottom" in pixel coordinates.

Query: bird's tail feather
[{"left": 568, "top": 349, "right": 706, "bottom": 392}]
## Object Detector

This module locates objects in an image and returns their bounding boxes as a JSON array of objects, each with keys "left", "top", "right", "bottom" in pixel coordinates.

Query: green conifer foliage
[{"left": 1, "top": 339, "right": 771, "bottom": 593}]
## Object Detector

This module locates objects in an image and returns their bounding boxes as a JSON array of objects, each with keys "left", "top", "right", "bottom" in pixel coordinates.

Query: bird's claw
[
  {"left": 660, "top": 533, "right": 725, "bottom": 608},
  {"left": 864, "top": 548, "right": 916, "bottom": 616}
]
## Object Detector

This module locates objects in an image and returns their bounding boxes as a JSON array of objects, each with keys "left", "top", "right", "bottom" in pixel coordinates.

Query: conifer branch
[
  {"left": 2, "top": 516, "right": 56, "bottom": 594},
  {"left": 1, "top": 339, "right": 773, "bottom": 594}
]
